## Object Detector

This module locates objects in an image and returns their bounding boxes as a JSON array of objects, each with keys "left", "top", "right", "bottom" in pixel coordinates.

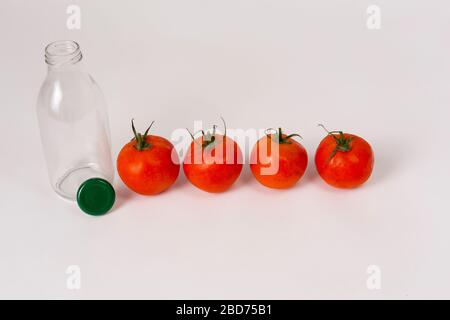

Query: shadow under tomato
[
  {"left": 110, "top": 183, "right": 134, "bottom": 212},
  {"left": 233, "top": 165, "right": 254, "bottom": 190},
  {"left": 364, "top": 140, "right": 402, "bottom": 188},
  {"left": 170, "top": 171, "right": 189, "bottom": 191}
]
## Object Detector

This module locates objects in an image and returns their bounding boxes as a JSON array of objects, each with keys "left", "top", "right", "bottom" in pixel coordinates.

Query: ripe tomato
[
  {"left": 250, "top": 128, "right": 308, "bottom": 189},
  {"left": 183, "top": 120, "right": 243, "bottom": 193},
  {"left": 117, "top": 120, "right": 180, "bottom": 195},
  {"left": 314, "top": 125, "right": 374, "bottom": 188}
]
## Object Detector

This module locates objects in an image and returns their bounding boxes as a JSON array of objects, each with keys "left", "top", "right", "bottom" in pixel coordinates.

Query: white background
[{"left": 0, "top": 0, "right": 449, "bottom": 299}]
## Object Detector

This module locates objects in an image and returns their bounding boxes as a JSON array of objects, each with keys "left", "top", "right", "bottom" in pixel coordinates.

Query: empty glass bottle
[{"left": 37, "top": 40, "right": 115, "bottom": 215}]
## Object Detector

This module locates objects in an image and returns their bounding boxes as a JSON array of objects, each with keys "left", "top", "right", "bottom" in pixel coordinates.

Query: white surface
[{"left": 0, "top": 0, "right": 449, "bottom": 299}]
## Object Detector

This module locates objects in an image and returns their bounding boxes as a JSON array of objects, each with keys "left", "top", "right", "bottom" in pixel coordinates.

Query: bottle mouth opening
[{"left": 45, "top": 40, "right": 82, "bottom": 66}]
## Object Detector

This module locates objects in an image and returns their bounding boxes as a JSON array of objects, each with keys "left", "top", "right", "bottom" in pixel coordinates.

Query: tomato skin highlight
[
  {"left": 117, "top": 135, "right": 180, "bottom": 195},
  {"left": 250, "top": 134, "right": 308, "bottom": 189},
  {"left": 183, "top": 134, "right": 243, "bottom": 193},
  {"left": 315, "top": 133, "right": 374, "bottom": 188}
]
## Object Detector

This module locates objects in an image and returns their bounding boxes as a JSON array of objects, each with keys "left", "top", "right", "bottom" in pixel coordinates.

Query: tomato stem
[
  {"left": 186, "top": 117, "right": 227, "bottom": 148},
  {"left": 220, "top": 116, "right": 227, "bottom": 137},
  {"left": 265, "top": 127, "right": 302, "bottom": 144},
  {"left": 131, "top": 119, "right": 154, "bottom": 151},
  {"left": 318, "top": 124, "right": 353, "bottom": 160}
]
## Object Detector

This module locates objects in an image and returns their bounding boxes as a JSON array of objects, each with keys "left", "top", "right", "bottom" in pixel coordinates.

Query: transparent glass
[{"left": 37, "top": 40, "right": 114, "bottom": 200}]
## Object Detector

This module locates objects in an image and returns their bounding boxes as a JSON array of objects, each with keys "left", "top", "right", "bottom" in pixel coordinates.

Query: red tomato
[
  {"left": 315, "top": 125, "right": 374, "bottom": 188},
  {"left": 250, "top": 128, "right": 308, "bottom": 189},
  {"left": 117, "top": 120, "right": 180, "bottom": 195},
  {"left": 183, "top": 123, "right": 243, "bottom": 193}
]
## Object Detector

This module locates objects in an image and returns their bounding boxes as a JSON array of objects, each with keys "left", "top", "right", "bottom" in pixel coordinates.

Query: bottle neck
[{"left": 45, "top": 40, "right": 83, "bottom": 71}]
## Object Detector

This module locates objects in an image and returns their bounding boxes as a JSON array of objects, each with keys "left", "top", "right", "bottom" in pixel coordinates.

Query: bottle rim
[{"left": 45, "top": 40, "right": 82, "bottom": 67}]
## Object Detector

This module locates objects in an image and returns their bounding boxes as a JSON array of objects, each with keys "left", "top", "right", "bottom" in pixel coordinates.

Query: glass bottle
[{"left": 37, "top": 40, "right": 115, "bottom": 215}]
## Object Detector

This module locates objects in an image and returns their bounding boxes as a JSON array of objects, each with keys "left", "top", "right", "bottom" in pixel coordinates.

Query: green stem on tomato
[
  {"left": 186, "top": 116, "right": 227, "bottom": 148},
  {"left": 132, "top": 119, "right": 154, "bottom": 151},
  {"left": 318, "top": 123, "right": 353, "bottom": 160},
  {"left": 265, "top": 127, "right": 302, "bottom": 144}
]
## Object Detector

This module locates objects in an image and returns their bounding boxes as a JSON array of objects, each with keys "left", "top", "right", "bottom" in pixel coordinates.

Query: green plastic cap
[{"left": 76, "top": 178, "right": 115, "bottom": 216}]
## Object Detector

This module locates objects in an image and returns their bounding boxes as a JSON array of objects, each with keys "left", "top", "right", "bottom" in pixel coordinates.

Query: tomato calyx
[
  {"left": 318, "top": 124, "right": 353, "bottom": 160},
  {"left": 265, "top": 127, "right": 302, "bottom": 144},
  {"left": 187, "top": 117, "right": 227, "bottom": 149},
  {"left": 131, "top": 119, "right": 154, "bottom": 151}
]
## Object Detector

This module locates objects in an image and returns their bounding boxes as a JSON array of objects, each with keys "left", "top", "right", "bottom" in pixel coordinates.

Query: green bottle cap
[{"left": 76, "top": 178, "right": 115, "bottom": 216}]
